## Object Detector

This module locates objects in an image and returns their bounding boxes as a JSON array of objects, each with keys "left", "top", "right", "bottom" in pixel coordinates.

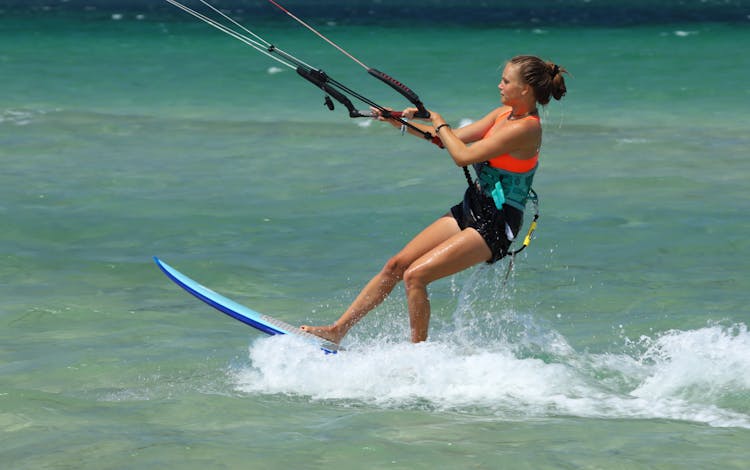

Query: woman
[{"left": 302, "top": 55, "right": 568, "bottom": 344}]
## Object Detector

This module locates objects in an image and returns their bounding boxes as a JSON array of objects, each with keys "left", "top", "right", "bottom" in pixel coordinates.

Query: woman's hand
[
  {"left": 399, "top": 107, "right": 417, "bottom": 119},
  {"left": 370, "top": 107, "right": 403, "bottom": 129},
  {"left": 369, "top": 106, "right": 387, "bottom": 121},
  {"left": 402, "top": 107, "right": 446, "bottom": 130}
]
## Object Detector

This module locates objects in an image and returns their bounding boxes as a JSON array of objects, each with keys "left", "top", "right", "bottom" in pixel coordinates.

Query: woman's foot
[{"left": 299, "top": 324, "right": 344, "bottom": 344}]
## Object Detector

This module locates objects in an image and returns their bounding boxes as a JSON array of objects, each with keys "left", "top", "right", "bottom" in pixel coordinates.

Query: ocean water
[{"left": 2, "top": 4, "right": 750, "bottom": 469}]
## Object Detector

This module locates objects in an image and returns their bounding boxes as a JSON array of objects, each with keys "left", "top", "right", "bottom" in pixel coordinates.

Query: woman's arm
[
  {"left": 427, "top": 110, "right": 540, "bottom": 167},
  {"left": 373, "top": 106, "right": 506, "bottom": 144}
]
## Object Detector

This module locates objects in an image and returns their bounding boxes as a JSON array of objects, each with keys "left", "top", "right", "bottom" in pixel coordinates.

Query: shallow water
[{"left": 1, "top": 8, "right": 749, "bottom": 469}]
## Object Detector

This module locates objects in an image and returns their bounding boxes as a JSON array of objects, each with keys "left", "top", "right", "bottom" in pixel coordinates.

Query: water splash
[
  {"left": 231, "top": 313, "right": 750, "bottom": 428},
  {"left": 630, "top": 323, "right": 750, "bottom": 404},
  {"left": 230, "top": 255, "right": 750, "bottom": 427}
]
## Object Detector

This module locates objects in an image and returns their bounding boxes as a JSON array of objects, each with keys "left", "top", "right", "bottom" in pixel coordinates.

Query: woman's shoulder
[
  {"left": 487, "top": 106, "right": 511, "bottom": 120},
  {"left": 473, "top": 106, "right": 511, "bottom": 128}
]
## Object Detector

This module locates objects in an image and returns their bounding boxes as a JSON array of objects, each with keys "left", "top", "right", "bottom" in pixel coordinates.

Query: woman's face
[{"left": 498, "top": 62, "right": 527, "bottom": 106}]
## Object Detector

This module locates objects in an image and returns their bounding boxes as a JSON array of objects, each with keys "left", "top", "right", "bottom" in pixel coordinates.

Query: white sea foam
[
  {"left": 0, "top": 108, "right": 58, "bottom": 126},
  {"left": 232, "top": 321, "right": 750, "bottom": 428},
  {"left": 631, "top": 323, "right": 750, "bottom": 400},
  {"left": 1, "top": 109, "right": 35, "bottom": 126},
  {"left": 616, "top": 137, "right": 649, "bottom": 144}
]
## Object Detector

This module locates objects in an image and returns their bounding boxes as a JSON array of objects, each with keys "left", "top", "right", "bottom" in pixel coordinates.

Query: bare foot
[{"left": 300, "top": 324, "right": 344, "bottom": 344}]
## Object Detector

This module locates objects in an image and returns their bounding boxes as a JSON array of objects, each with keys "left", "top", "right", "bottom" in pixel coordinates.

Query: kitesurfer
[{"left": 302, "top": 55, "right": 568, "bottom": 344}]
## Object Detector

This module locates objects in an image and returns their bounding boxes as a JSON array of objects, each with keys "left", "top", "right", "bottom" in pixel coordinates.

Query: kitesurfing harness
[{"left": 165, "top": 0, "right": 539, "bottom": 258}]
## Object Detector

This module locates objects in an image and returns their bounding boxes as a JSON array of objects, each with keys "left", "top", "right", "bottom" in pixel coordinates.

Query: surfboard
[{"left": 153, "top": 257, "right": 339, "bottom": 354}]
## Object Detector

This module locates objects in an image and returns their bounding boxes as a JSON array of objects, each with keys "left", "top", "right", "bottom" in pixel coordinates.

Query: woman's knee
[
  {"left": 382, "top": 255, "right": 409, "bottom": 280},
  {"left": 402, "top": 264, "right": 428, "bottom": 292}
]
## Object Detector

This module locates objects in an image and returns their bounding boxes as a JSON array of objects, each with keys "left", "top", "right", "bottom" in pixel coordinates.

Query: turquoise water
[{"left": 2, "top": 7, "right": 750, "bottom": 469}]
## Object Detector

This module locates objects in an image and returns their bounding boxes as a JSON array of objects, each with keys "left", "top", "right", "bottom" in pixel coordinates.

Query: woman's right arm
[{"left": 378, "top": 106, "right": 506, "bottom": 144}]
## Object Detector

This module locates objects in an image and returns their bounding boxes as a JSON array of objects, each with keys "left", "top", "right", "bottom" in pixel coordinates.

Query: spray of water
[{"left": 231, "top": 266, "right": 750, "bottom": 428}]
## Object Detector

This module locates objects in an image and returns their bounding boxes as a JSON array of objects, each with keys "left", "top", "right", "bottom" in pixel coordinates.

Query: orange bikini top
[{"left": 483, "top": 110, "right": 540, "bottom": 173}]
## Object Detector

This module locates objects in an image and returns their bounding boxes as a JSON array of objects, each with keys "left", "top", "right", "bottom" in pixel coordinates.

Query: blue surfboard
[{"left": 154, "top": 257, "right": 339, "bottom": 353}]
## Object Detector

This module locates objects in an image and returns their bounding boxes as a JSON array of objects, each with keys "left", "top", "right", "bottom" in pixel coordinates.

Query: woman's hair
[{"left": 509, "top": 55, "right": 568, "bottom": 106}]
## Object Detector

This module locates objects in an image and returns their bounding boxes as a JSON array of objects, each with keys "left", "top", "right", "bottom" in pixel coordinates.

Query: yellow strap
[{"left": 522, "top": 220, "right": 537, "bottom": 247}]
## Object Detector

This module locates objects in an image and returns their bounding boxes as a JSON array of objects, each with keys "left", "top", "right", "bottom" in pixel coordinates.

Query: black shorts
[{"left": 450, "top": 187, "right": 523, "bottom": 263}]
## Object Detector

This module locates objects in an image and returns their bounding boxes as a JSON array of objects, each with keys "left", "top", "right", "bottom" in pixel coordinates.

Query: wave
[
  {"left": 232, "top": 317, "right": 750, "bottom": 428},
  {"left": 0, "top": 108, "right": 62, "bottom": 126}
]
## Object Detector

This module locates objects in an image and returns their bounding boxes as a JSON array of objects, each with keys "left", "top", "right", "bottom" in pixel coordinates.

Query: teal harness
[
  {"left": 467, "top": 162, "right": 540, "bottom": 279},
  {"left": 474, "top": 162, "right": 537, "bottom": 212}
]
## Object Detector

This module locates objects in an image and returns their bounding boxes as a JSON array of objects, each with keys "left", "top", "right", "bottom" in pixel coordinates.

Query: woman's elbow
[{"left": 451, "top": 153, "right": 477, "bottom": 167}]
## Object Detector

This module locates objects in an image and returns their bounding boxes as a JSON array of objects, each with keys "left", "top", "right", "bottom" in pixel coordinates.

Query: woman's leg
[
  {"left": 301, "top": 214, "right": 463, "bottom": 343},
  {"left": 403, "top": 228, "right": 492, "bottom": 342}
]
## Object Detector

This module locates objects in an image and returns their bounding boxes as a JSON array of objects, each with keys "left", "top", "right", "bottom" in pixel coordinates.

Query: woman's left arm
[{"left": 428, "top": 111, "right": 536, "bottom": 167}]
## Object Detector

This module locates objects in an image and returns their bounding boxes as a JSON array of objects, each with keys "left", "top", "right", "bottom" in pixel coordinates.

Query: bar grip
[
  {"left": 368, "top": 68, "right": 430, "bottom": 119},
  {"left": 381, "top": 110, "right": 432, "bottom": 120}
]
